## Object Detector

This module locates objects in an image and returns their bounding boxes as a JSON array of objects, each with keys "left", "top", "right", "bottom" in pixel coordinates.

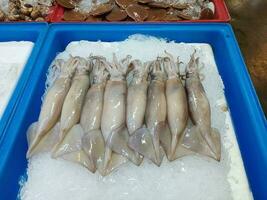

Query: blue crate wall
[{"left": 0, "top": 23, "right": 266, "bottom": 200}]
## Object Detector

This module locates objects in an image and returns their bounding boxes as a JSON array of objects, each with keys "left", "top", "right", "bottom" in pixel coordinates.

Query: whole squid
[
  {"left": 129, "top": 58, "right": 171, "bottom": 166},
  {"left": 126, "top": 60, "right": 150, "bottom": 162},
  {"left": 127, "top": 60, "right": 150, "bottom": 136},
  {"left": 52, "top": 57, "right": 91, "bottom": 155},
  {"left": 183, "top": 52, "right": 221, "bottom": 161},
  {"left": 100, "top": 54, "right": 141, "bottom": 175},
  {"left": 162, "top": 53, "right": 189, "bottom": 161},
  {"left": 27, "top": 57, "right": 80, "bottom": 158},
  {"left": 80, "top": 56, "right": 108, "bottom": 173}
]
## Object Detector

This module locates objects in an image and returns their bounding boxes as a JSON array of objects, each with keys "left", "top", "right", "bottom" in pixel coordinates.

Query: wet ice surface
[
  {"left": 0, "top": 41, "right": 33, "bottom": 118},
  {"left": 19, "top": 35, "right": 252, "bottom": 200},
  {"left": 20, "top": 154, "right": 232, "bottom": 200}
]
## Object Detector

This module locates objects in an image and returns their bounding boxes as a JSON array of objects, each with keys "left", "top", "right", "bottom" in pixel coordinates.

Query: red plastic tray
[
  {"left": 45, "top": 5, "right": 60, "bottom": 22},
  {"left": 48, "top": 4, "right": 64, "bottom": 22},
  {"left": 50, "top": 0, "right": 230, "bottom": 23}
]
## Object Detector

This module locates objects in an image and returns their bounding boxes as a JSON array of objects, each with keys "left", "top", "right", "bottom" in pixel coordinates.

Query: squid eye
[{"left": 164, "top": 57, "right": 170, "bottom": 62}]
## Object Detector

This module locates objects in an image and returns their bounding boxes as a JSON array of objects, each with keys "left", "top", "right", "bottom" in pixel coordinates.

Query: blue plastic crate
[
  {"left": 0, "top": 23, "right": 48, "bottom": 140},
  {"left": 0, "top": 23, "right": 266, "bottom": 200}
]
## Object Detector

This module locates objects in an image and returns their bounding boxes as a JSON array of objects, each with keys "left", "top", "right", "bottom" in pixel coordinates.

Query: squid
[
  {"left": 27, "top": 57, "right": 80, "bottom": 158},
  {"left": 100, "top": 54, "right": 142, "bottom": 175},
  {"left": 126, "top": 59, "right": 150, "bottom": 162},
  {"left": 129, "top": 58, "right": 171, "bottom": 166},
  {"left": 80, "top": 56, "right": 108, "bottom": 173},
  {"left": 183, "top": 52, "right": 221, "bottom": 161},
  {"left": 162, "top": 52, "right": 189, "bottom": 161},
  {"left": 126, "top": 59, "right": 150, "bottom": 136}
]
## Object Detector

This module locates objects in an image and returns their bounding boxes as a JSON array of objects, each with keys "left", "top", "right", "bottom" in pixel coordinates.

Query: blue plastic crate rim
[
  {"left": 0, "top": 22, "right": 48, "bottom": 144},
  {"left": 0, "top": 23, "right": 266, "bottom": 200}
]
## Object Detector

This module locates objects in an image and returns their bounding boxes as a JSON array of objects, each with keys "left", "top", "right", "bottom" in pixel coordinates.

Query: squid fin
[
  {"left": 158, "top": 122, "right": 172, "bottom": 161},
  {"left": 103, "top": 153, "right": 127, "bottom": 176},
  {"left": 209, "top": 128, "right": 221, "bottom": 161},
  {"left": 173, "top": 144, "right": 195, "bottom": 160},
  {"left": 27, "top": 123, "right": 48, "bottom": 156},
  {"left": 82, "top": 129, "right": 105, "bottom": 173},
  {"left": 169, "top": 128, "right": 195, "bottom": 160},
  {"left": 61, "top": 150, "right": 95, "bottom": 172},
  {"left": 182, "top": 126, "right": 221, "bottom": 161},
  {"left": 98, "top": 147, "right": 127, "bottom": 176},
  {"left": 107, "top": 126, "right": 143, "bottom": 166},
  {"left": 27, "top": 122, "right": 38, "bottom": 148},
  {"left": 27, "top": 122, "right": 60, "bottom": 158},
  {"left": 170, "top": 134, "right": 179, "bottom": 160},
  {"left": 128, "top": 127, "right": 162, "bottom": 166},
  {"left": 153, "top": 123, "right": 166, "bottom": 166},
  {"left": 26, "top": 122, "right": 38, "bottom": 158},
  {"left": 52, "top": 124, "right": 84, "bottom": 158}
]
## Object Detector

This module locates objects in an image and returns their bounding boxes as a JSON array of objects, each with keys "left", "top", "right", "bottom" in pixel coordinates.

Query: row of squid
[{"left": 27, "top": 51, "right": 221, "bottom": 176}]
